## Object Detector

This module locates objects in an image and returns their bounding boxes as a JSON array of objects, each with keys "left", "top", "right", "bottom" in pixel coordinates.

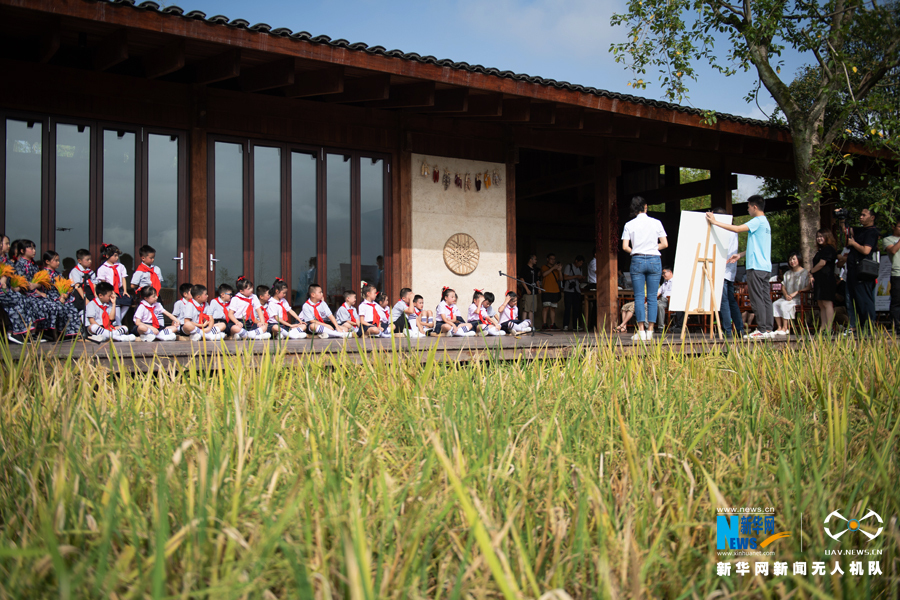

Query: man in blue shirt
[{"left": 707, "top": 196, "right": 773, "bottom": 339}]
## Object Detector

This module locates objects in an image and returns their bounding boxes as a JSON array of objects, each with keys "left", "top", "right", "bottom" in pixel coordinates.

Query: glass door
[
  {"left": 208, "top": 139, "right": 247, "bottom": 291},
  {"left": 144, "top": 131, "right": 187, "bottom": 303}
]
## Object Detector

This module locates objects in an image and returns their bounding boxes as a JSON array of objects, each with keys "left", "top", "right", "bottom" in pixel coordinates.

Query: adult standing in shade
[
  {"left": 841, "top": 207, "right": 880, "bottom": 335},
  {"left": 883, "top": 218, "right": 900, "bottom": 330},
  {"left": 520, "top": 254, "right": 539, "bottom": 322},
  {"left": 707, "top": 195, "right": 773, "bottom": 339},
  {"left": 621, "top": 196, "right": 668, "bottom": 341},
  {"left": 540, "top": 253, "right": 563, "bottom": 330}
]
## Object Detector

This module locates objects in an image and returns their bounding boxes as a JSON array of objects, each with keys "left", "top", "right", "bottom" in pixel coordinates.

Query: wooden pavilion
[{"left": 0, "top": 0, "right": 872, "bottom": 327}]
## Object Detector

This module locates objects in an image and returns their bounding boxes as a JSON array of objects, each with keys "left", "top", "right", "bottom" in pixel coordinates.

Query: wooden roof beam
[
  {"left": 554, "top": 107, "right": 584, "bottom": 129},
  {"left": 529, "top": 103, "right": 556, "bottom": 125},
  {"left": 518, "top": 164, "right": 597, "bottom": 199},
  {"left": 36, "top": 17, "right": 60, "bottom": 63},
  {"left": 240, "top": 57, "right": 296, "bottom": 92},
  {"left": 283, "top": 66, "right": 344, "bottom": 98},
  {"left": 323, "top": 74, "right": 390, "bottom": 103},
  {"left": 414, "top": 88, "right": 468, "bottom": 112},
  {"left": 92, "top": 28, "right": 128, "bottom": 71},
  {"left": 365, "top": 81, "right": 435, "bottom": 108},
  {"left": 640, "top": 122, "right": 668, "bottom": 144},
  {"left": 193, "top": 48, "right": 241, "bottom": 84},
  {"left": 478, "top": 98, "right": 531, "bottom": 122},
  {"left": 636, "top": 173, "right": 737, "bottom": 204},
  {"left": 143, "top": 39, "right": 185, "bottom": 79}
]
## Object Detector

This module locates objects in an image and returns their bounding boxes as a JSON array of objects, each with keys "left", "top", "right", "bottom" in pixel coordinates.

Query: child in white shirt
[
  {"left": 84, "top": 281, "right": 135, "bottom": 342},
  {"left": 336, "top": 290, "right": 362, "bottom": 337},
  {"left": 132, "top": 287, "right": 180, "bottom": 341},
  {"left": 498, "top": 292, "right": 533, "bottom": 334},
  {"left": 300, "top": 284, "right": 351, "bottom": 338},
  {"left": 265, "top": 278, "right": 308, "bottom": 339},
  {"left": 226, "top": 277, "right": 271, "bottom": 340},
  {"left": 435, "top": 287, "right": 475, "bottom": 337},
  {"left": 409, "top": 295, "right": 435, "bottom": 336},
  {"left": 390, "top": 288, "right": 423, "bottom": 337},
  {"left": 358, "top": 284, "right": 390, "bottom": 338},
  {"left": 96, "top": 243, "right": 131, "bottom": 326}
]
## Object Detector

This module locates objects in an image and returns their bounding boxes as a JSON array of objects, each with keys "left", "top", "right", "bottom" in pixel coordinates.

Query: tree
[{"left": 610, "top": 0, "right": 900, "bottom": 268}]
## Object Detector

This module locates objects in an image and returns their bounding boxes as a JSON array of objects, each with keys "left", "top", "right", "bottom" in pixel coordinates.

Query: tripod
[{"left": 499, "top": 271, "right": 552, "bottom": 337}]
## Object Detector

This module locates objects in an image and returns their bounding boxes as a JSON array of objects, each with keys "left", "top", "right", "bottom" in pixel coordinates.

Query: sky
[{"left": 170, "top": 0, "right": 811, "bottom": 200}]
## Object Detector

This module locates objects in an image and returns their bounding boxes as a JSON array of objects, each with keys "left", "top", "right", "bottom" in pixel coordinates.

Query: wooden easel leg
[{"left": 682, "top": 242, "right": 702, "bottom": 342}]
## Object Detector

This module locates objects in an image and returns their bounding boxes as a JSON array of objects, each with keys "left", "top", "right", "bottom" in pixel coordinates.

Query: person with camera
[
  {"left": 838, "top": 207, "right": 880, "bottom": 335},
  {"left": 562, "top": 255, "right": 586, "bottom": 331},
  {"left": 882, "top": 218, "right": 900, "bottom": 330}
]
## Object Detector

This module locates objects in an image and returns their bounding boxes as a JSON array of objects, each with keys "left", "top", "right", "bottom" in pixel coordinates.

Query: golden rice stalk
[
  {"left": 9, "top": 274, "right": 27, "bottom": 291},
  {"left": 31, "top": 270, "right": 52, "bottom": 289},
  {"left": 54, "top": 277, "right": 73, "bottom": 295}
]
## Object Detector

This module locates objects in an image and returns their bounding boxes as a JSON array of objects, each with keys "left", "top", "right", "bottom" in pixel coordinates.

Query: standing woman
[
  {"left": 809, "top": 229, "right": 838, "bottom": 333},
  {"left": 621, "top": 196, "right": 668, "bottom": 341}
]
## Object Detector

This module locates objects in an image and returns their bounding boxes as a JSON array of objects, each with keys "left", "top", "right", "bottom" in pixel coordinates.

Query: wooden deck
[{"left": 6, "top": 331, "right": 799, "bottom": 372}]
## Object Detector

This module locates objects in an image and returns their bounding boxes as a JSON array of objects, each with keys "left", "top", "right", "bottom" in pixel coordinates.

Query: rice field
[{"left": 0, "top": 335, "right": 898, "bottom": 599}]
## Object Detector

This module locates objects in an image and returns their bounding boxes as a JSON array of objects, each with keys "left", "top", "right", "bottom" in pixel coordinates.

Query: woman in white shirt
[
  {"left": 773, "top": 251, "right": 810, "bottom": 335},
  {"left": 621, "top": 196, "right": 668, "bottom": 341}
]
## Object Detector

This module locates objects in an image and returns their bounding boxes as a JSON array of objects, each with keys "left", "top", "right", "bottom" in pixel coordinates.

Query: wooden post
[
  {"left": 188, "top": 85, "right": 208, "bottom": 287},
  {"left": 395, "top": 147, "right": 412, "bottom": 298},
  {"left": 595, "top": 158, "right": 620, "bottom": 331},
  {"left": 506, "top": 158, "right": 517, "bottom": 284},
  {"left": 664, "top": 165, "right": 680, "bottom": 267},
  {"left": 710, "top": 169, "right": 733, "bottom": 213}
]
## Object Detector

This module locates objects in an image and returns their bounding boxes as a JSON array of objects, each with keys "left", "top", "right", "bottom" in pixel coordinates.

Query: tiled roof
[{"left": 106, "top": 0, "right": 777, "bottom": 129}]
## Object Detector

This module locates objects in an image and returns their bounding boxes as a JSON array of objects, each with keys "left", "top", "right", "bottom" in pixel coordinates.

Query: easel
[{"left": 681, "top": 222, "right": 724, "bottom": 341}]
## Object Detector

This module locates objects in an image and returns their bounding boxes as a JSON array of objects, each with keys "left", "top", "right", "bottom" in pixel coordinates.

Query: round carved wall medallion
[{"left": 443, "top": 233, "right": 480, "bottom": 275}]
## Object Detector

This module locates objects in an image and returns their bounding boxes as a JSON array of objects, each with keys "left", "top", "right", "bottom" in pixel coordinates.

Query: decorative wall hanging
[
  {"left": 432, "top": 166, "right": 439, "bottom": 183},
  {"left": 465, "top": 173, "right": 471, "bottom": 192},
  {"left": 484, "top": 171, "right": 491, "bottom": 189},
  {"left": 454, "top": 172, "right": 462, "bottom": 188},
  {"left": 475, "top": 173, "right": 482, "bottom": 191},
  {"left": 420, "top": 160, "right": 430, "bottom": 177},
  {"left": 492, "top": 169, "right": 501, "bottom": 185},
  {"left": 442, "top": 167, "right": 451, "bottom": 190},
  {"left": 443, "top": 233, "right": 480, "bottom": 276}
]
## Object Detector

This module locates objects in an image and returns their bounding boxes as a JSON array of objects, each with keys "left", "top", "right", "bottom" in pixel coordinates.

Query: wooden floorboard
[{"left": 6, "top": 331, "right": 798, "bottom": 372}]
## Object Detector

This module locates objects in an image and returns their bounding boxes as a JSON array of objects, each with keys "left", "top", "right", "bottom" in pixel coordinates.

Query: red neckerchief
[
  {"left": 93, "top": 298, "right": 114, "bottom": 330},
  {"left": 445, "top": 303, "right": 456, "bottom": 321},
  {"left": 136, "top": 263, "right": 161, "bottom": 293},
  {"left": 342, "top": 302, "right": 358, "bottom": 324},
  {"left": 305, "top": 300, "right": 324, "bottom": 323},
  {"left": 414, "top": 307, "right": 421, "bottom": 316},
  {"left": 104, "top": 262, "right": 121, "bottom": 294},
  {"left": 189, "top": 299, "right": 211, "bottom": 323},
  {"left": 365, "top": 301, "right": 380, "bottom": 325},
  {"left": 277, "top": 299, "right": 289, "bottom": 322},
  {"left": 213, "top": 298, "right": 230, "bottom": 320},
  {"left": 507, "top": 306, "right": 516, "bottom": 320},
  {"left": 76, "top": 265, "right": 96, "bottom": 295},
  {"left": 479, "top": 307, "right": 492, "bottom": 326},
  {"left": 232, "top": 294, "right": 253, "bottom": 320},
  {"left": 259, "top": 304, "right": 270, "bottom": 324},
  {"left": 141, "top": 300, "right": 160, "bottom": 328}
]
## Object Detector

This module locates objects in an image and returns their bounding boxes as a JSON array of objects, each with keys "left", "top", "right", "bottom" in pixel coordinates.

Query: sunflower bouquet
[
  {"left": 0, "top": 263, "right": 13, "bottom": 280},
  {"left": 31, "top": 270, "right": 52, "bottom": 289},
  {"left": 54, "top": 277, "right": 73, "bottom": 296}
]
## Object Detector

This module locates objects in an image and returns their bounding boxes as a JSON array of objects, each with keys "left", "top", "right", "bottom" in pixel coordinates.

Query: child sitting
[
  {"left": 435, "top": 287, "right": 476, "bottom": 337},
  {"left": 266, "top": 278, "right": 307, "bottom": 339},
  {"left": 131, "top": 244, "right": 163, "bottom": 296},
  {"left": 85, "top": 282, "right": 135, "bottom": 342},
  {"left": 41, "top": 250, "right": 81, "bottom": 339},
  {"left": 96, "top": 243, "right": 131, "bottom": 326},
  {"left": 390, "top": 288, "right": 423, "bottom": 337},
  {"left": 477, "top": 291, "right": 508, "bottom": 336},
  {"left": 467, "top": 289, "right": 485, "bottom": 332},
  {"left": 173, "top": 283, "right": 224, "bottom": 341},
  {"left": 133, "top": 286, "right": 180, "bottom": 341},
  {"left": 499, "top": 292, "right": 533, "bottom": 334},
  {"left": 409, "top": 294, "right": 435, "bottom": 336},
  {"left": 300, "top": 284, "right": 351, "bottom": 338},
  {"left": 376, "top": 293, "right": 392, "bottom": 331},
  {"left": 358, "top": 284, "right": 390, "bottom": 337},
  {"left": 69, "top": 248, "right": 96, "bottom": 314},
  {"left": 205, "top": 283, "right": 245, "bottom": 338},
  {"left": 336, "top": 290, "right": 362, "bottom": 337},
  {"left": 226, "top": 277, "right": 271, "bottom": 340}
]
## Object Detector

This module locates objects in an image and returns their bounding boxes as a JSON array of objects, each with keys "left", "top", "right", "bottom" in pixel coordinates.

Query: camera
[{"left": 833, "top": 207, "right": 851, "bottom": 221}]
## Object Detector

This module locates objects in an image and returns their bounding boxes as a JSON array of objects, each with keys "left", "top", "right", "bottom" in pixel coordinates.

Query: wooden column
[
  {"left": 664, "top": 165, "right": 681, "bottom": 267},
  {"left": 710, "top": 169, "right": 733, "bottom": 213},
  {"left": 595, "top": 158, "right": 620, "bottom": 331},
  {"left": 506, "top": 158, "right": 517, "bottom": 283},
  {"left": 396, "top": 147, "right": 413, "bottom": 295},
  {"left": 188, "top": 85, "right": 208, "bottom": 287}
]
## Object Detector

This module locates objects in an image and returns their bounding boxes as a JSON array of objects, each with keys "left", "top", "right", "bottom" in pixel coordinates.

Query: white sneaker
[
  {"left": 644, "top": 330, "right": 654, "bottom": 341},
  {"left": 775, "top": 330, "right": 788, "bottom": 336},
  {"left": 632, "top": 332, "right": 645, "bottom": 342},
  {"left": 140, "top": 333, "right": 156, "bottom": 343},
  {"left": 498, "top": 331, "right": 506, "bottom": 336},
  {"left": 463, "top": 330, "right": 477, "bottom": 337},
  {"left": 744, "top": 330, "right": 766, "bottom": 340},
  {"left": 259, "top": 331, "right": 271, "bottom": 340},
  {"left": 763, "top": 331, "right": 777, "bottom": 339},
  {"left": 190, "top": 332, "right": 203, "bottom": 342}
]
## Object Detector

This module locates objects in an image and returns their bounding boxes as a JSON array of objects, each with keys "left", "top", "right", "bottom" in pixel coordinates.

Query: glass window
[
  {"left": 213, "top": 142, "right": 244, "bottom": 290},
  {"left": 292, "top": 151, "right": 317, "bottom": 304},
  {"left": 326, "top": 153, "right": 351, "bottom": 299},
  {"left": 360, "top": 157, "right": 384, "bottom": 292},
  {"left": 56, "top": 124, "right": 91, "bottom": 273},
  {"left": 147, "top": 134, "right": 180, "bottom": 287},
  {"left": 5, "top": 119, "right": 43, "bottom": 248},
  {"left": 102, "top": 129, "right": 136, "bottom": 273},
  {"left": 253, "top": 145, "right": 281, "bottom": 290}
]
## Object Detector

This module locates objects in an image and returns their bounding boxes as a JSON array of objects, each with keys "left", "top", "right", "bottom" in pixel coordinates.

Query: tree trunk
[{"left": 791, "top": 129, "right": 823, "bottom": 270}]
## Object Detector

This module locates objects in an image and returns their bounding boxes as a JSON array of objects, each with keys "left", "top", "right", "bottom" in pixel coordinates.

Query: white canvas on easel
[{"left": 669, "top": 211, "right": 733, "bottom": 312}]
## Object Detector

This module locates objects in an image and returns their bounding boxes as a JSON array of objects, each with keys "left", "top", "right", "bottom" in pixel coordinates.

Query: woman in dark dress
[{"left": 809, "top": 228, "right": 837, "bottom": 332}]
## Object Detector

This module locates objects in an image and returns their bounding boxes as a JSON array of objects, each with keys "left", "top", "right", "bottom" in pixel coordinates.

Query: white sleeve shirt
[{"left": 622, "top": 213, "right": 667, "bottom": 256}]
